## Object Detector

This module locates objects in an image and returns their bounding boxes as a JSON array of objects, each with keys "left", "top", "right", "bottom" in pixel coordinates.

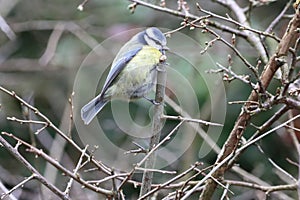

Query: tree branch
[
  {"left": 129, "top": 0, "right": 270, "bottom": 62},
  {"left": 199, "top": 6, "right": 300, "bottom": 199},
  {"left": 139, "top": 59, "right": 168, "bottom": 199},
  {"left": 0, "top": 134, "right": 70, "bottom": 200},
  {"left": 224, "top": 180, "right": 297, "bottom": 194},
  {"left": 212, "top": 0, "right": 268, "bottom": 62}
]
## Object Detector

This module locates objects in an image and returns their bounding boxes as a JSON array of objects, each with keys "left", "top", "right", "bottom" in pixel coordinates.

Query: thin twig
[
  {"left": 241, "top": 114, "right": 300, "bottom": 153},
  {"left": 0, "top": 86, "right": 113, "bottom": 176},
  {"left": 0, "top": 180, "right": 18, "bottom": 200},
  {"left": 7, "top": 117, "right": 48, "bottom": 126},
  {"left": 197, "top": 5, "right": 280, "bottom": 43},
  {"left": 128, "top": 0, "right": 270, "bottom": 62},
  {"left": 138, "top": 162, "right": 202, "bottom": 200},
  {"left": 1, "top": 132, "right": 114, "bottom": 196},
  {"left": 128, "top": 0, "right": 202, "bottom": 19},
  {"left": 287, "top": 110, "right": 300, "bottom": 198},
  {"left": 39, "top": 23, "right": 65, "bottom": 66},
  {"left": 185, "top": 114, "right": 300, "bottom": 199},
  {"left": 68, "top": 91, "right": 75, "bottom": 138},
  {"left": 194, "top": 168, "right": 234, "bottom": 196},
  {"left": 215, "top": 63, "right": 256, "bottom": 90},
  {"left": 164, "top": 96, "right": 221, "bottom": 154},
  {"left": 138, "top": 121, "right": 184, "bottom": 174},
  {"left": 1, "top": 174, "right": 35, "bottom": 200},
  {"left": 256, "top": 144, "right": 296, "bottom": 184},
  {"left": 204, "top": 20, "right": 248, "bottom": 39},
  {"left": 0, "top": 14, "right": 16, "bottom": 40},
  {"left": 264, "top": 0, "right": 293, "bottom": 39},
  {"left": 200, "top": 7, "right": 300, "bottom": 198},
  {"left": 0, "top": 134, "right": 70, "bottom": 200},
  {"left": 220, "top": 182, "right": 230, "bottom": 200},
  {"left": 181, "top": 152, "right": 236, "bottom": 199},
  {"left": 209, "top": 0, "right": 268, "bottom": 62},
  {"left": 64, "top": 145, "right": 89, "bottom": 196},
  {"left": 11, "top": 20, "right": 99, "bottom": 50},
  {"left": 162, "top": 115, "right": 223, "bottom": 126},
  {"left": 118, "top": 120, "right": 184, "bottom": 192},
  {"left": 224, "top": 180, "right": 297, "bottom": 193},
  {"left": 249, "top": 105, "right": 290, "bottom": 141},
  {"left": 136, "top": 167, "right": 177, "bottom": 175},
  {"left": 196, "top": 24, "right": 260, "bottom": 82},
  {"left": 231, "top": 166, "right": 294, "bottom": 200},
  {"left": 228, "top": 105, "right": 290, "bottom": 167}
]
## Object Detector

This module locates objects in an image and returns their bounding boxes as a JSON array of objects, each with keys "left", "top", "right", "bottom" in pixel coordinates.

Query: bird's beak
[
  {"left": 161, "top": 46, "right": 169, "bottom": 55},
  {"left": 163, "top": 45, "right": 170, "bottom": 51}
]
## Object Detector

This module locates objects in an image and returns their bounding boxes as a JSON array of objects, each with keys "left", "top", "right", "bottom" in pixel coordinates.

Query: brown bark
[{"left": 200, "top": 6, "right": 300, "bottom": 200}]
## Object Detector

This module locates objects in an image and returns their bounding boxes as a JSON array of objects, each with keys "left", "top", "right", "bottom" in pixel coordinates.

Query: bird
[{"left": 81, "top": 27, "right": 168, "bottom": 125}]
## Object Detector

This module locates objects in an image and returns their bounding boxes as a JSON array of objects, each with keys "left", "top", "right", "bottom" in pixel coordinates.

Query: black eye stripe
[{"left": 145, "top": 33, "right": 162, "bottom": 45}]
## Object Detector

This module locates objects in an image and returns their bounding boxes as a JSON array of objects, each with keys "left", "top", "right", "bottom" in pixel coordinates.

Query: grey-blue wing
[{"left": 100, "top": 47, "right": 142, "bottom": 97}]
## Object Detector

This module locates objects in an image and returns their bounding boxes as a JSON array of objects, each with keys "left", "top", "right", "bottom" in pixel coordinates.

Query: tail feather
[{"left": 81, "top": 96, "right": 108, "bottom": 125}]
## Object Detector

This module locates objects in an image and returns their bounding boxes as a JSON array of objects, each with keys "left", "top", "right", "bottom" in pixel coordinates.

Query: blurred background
[{"left": 0, "top": 0, "right": 297, "bottom": 199}]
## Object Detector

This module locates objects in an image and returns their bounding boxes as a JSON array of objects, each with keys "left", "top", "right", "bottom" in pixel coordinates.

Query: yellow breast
[{"left": 106, "top": 45, "right": 163, "bottom": 99}]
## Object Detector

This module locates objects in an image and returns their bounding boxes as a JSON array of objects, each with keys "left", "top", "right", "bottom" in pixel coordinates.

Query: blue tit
[{"left": 81, "top": 27, "right": 168, "bottom": 125}]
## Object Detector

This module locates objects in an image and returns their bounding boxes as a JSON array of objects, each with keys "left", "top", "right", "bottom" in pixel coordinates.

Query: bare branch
[
  {"left": 139, "top": 60, "right": 168, "bottom": 199},
  {"left": 164, "top": 96, "right": 221, "bottom": 154},
  {"left": 0, "top": 14, "right": 16, "bottom": 40},
  {"left": 129, "top": 0, "right": 270, "bottom": 61},
  {"left": 224, "top": 180, "right": 297, "bottom": 194},
  {"left": 199, "top": 7, "right": 300, "bottom": 199},
  {"left": 118, "top": 120, "right": 185, "bottom": 193},
  {"left": 39, "top": 23, "right": 65, "bottom": 66},
  {"left": 264, "top": 0, "right": 293, "bottom": 38},
  {"left": 1, "top": 174, "right": 35, "bottom": 200},
  {"left": 0, "top": 133, "right": 70, "bottom": 200},
  {"left": 1, "top": 132, "right": 114, "bottom": 196},
  {"left": 0, "top": 85, "right": 112, "bottom": 176},
  {"left": 138, "top": 162, "right": 203, "bottom": 200},
  {"left": 201, "top": 0, "right": 268, "bottom": 62},
  {"left": 190, "top": 114, "right": 300, "bottom": 199},
  {"left": 162, "top": 115, "right": 223, "bottom": 126},
  {"left": 64, "top": 145, "right": 89, "bottom": 197}
]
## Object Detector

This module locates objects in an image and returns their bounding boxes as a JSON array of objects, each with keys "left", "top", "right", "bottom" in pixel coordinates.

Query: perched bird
[{"left": 81, "top": 27, "right": 168, "bottom": 125}]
